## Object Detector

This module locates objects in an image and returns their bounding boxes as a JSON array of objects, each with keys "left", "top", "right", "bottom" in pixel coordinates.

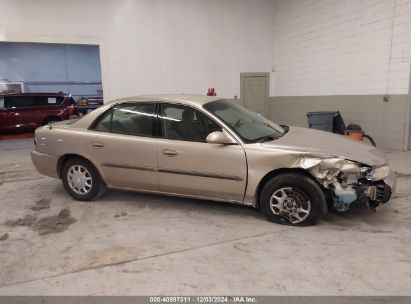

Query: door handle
[
  {"left": 162, "top": 149, "right": 178, "bottom": 156},
  {"left": 91, "top": 142, "right": 104, "bottom": 148}
]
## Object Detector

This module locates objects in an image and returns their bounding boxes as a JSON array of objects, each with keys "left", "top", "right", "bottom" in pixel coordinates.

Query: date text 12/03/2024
[{"left": 149, "top": 296, "right": 257, "bottom": 303}]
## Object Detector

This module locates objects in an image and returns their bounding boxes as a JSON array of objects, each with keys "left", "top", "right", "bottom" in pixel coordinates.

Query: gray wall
[
  {"left": 269, "top": 95, "right": 409, "bottom": 150},
  {"left": 0, "top": 42, "right": 102, "bottom": 99},
  {"left": 270, "top": 0, "right": 411, "bottom": 151}
]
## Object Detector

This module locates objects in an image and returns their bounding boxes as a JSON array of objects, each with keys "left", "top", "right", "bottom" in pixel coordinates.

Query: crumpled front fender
[{"left": 383, "top": 170, "right": 397, "bottom": 194}]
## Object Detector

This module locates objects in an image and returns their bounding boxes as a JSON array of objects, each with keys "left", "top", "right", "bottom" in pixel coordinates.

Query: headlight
[{"left": 366, "top": 166, "right": 391, "bottom": 181}]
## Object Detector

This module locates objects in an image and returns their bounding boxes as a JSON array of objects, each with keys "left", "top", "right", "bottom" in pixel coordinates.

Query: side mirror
[{"left": 206, "top": 131, "right": 236, "bottom": 145}]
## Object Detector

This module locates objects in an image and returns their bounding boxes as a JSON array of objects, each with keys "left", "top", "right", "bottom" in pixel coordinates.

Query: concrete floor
[{"left": 0, "top": 138, "right": 410, "bottom": 295}]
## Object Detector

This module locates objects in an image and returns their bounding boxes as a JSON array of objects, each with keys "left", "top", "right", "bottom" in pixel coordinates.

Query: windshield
[{"left": 204, "top": 99, "right": 285, "bottom": 143}]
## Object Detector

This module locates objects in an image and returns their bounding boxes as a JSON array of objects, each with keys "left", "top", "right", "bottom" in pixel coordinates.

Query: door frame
[
  {"left": 155, "top": 102, "right": 247, "bottom": 202},
  {"left": 240, "top": 72, "right": 270, "bottom": 115}
]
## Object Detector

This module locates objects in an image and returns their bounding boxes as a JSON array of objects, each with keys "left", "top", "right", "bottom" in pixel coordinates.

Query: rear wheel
[
  {"left": 260, "top": 173, "right": 327, "bottom": 226},
  {"left": 61, "top": 158, "right": 105, "bottom": 201}
]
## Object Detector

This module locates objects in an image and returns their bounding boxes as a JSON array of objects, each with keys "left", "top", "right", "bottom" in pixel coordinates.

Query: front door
[
  {"left": 156, "top": 103, "right": 247, "bottom": 202},
  {"left": 83, "top": 102, "right": 158, "bottom": 190}
]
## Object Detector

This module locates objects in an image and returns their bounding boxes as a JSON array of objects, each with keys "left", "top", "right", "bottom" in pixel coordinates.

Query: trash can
[{"left": 306, "top": 111, "right": 338, "bottom": 132}]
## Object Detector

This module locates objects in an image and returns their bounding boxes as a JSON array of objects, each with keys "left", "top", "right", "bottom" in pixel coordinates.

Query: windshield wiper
[
  {"left": 255, "top": 134, "right": 278, "bottom": 143},
  {"left": 263, "top": 120, "right": 285, "bottom": 133},
  {"left": 280, "top": 124, "right": 289, "bottom": 133}
]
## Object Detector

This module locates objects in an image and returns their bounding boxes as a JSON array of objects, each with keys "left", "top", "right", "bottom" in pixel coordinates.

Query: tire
[
  {"left": 42, "top": 117, "right": 61, "bottom": 126},
  {"left": 61, "top": 157, "right": 105, "bottom": 201},
  {"left": 260, "top": 173, "right": 327, "bottom": 226}
]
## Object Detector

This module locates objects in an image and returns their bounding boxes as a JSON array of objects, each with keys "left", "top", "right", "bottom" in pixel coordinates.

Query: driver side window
[{"left": 160, "top": 104, "right": 221, "bottom": 142}]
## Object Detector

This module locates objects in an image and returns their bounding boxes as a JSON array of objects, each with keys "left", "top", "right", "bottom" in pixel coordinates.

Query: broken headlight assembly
[
  {"left": 364, "top": 166, "right": 391, "bottom": 181},
  {"left": 305, "top": 157, "right": 391, "bottom": 212},
  {"left": 332, "top": 164, "right": 392, "bottom": 211}
]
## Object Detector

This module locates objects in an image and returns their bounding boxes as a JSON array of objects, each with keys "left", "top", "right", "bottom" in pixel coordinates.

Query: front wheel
[
  {"left": 260, "top": 173, "right": 327, "bottom": 226},
  {"left": 61, "top": 158, "right": 105, "bottom": 201}
]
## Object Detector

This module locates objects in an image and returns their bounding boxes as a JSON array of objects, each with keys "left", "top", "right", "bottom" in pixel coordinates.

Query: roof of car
[
  {"left": 68, "top": 94, "right": 224, "bottom": 130},
  {"left": 110, "top": 94, "right": 222, "bottom": 106}
]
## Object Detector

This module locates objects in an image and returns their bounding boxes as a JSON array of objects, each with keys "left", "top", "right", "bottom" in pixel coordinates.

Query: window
[
  {"left": 0, "top": 97, "right": 4, "bottom": 109},
  {"left": 160, "top": 104, "right": 221, "bottom": 142},
  {"left": 5, "top": 96, "right": 34, "bottom": 108},
  {"left": 92, "top": 103, "right": 156, "bottom": 137},
  {"left": 204, "top": 99, "right": 284, "bottom": 143},
  {"left": 92, "top": 108, "right": 112, "bottom": 132},
  {"left": 68, "top": 97, "right": 76, "bottom": 105},
  {"left": 40, "top": 96, "right": 65, "bottom": 106},
  {"left": 3, "top": 95, "right": 65, "bottom": 108}
]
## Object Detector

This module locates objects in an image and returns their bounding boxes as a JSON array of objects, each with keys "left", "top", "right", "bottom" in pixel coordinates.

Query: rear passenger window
[
  {"left": 92, "top": 103, "right": 156, "bottom": 137},
  {"left": 4, "top": 96, "right": 65, "bottom": 108},
  {"left": 5, "top": 96, "right": 34, "bottom": 108},
  {"left": 93, "top": 109, "right": 112, "bottom": 132},
  {"left": 34, "top": 96, "right": 65, "bottom": 106}
]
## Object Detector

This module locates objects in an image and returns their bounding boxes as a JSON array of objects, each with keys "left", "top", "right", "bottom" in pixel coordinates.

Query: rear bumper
[{"left": 31, "top": 151, "right": 59, "bottom": 178}]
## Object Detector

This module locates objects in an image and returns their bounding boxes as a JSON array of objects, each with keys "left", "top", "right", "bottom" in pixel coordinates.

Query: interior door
[
  {"left": 156, "top": 103, "right": 247, "bottom": 202},
  {"left": 241, "top": 73, "right": 269, "bottom": 116},
  {"left": 83, "top": 102, "right": 158, "bottom": 190}
]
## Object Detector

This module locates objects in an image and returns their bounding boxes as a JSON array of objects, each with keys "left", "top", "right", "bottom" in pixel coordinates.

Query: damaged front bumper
[
  {"left": 297, "top": 156, "right": 396, "bottom": 212},
  {"left": 331, "top": 166, "right": 396, "bottom": 212},
  {"left": 366, "top": 169, "right": 396, "bottom": 210},
  {"left": 341, "top": 171, "right": 396, "bottom": 212}
]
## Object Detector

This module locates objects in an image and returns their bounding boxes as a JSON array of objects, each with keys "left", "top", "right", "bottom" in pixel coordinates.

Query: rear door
[
  {"left": 38, "top": 95, "right": 66, "bottom": 116},
  {"left": 32, "top": 95, "right": 68, "bottom": 124},
  {"left": 0, "top": 96, "right": 12, "bottom": 133},
  {"left": 156, "top": 103, "right": 247, "bottom": 202},
  {"left": 83, "top": 102, "right": 158, "bottom": 191},
  {"left": 4, "top": 95, "right": 37, "bottom": 131}
]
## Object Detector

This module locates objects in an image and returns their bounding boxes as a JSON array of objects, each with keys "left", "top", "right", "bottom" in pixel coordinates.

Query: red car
[
  {"left": 85, "top": 95, "right": 103, "bottom": 105},
  {"left": 0, "top": 92, "right": 77, "bottom": 134}
]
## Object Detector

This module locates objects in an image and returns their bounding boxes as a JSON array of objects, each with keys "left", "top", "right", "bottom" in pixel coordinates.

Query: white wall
[
  {"left": 0, "top": 0, "right": 275, "bottom": 101},
  {"left": 273, "top": 0, "right": 411, "bottom": 96}
]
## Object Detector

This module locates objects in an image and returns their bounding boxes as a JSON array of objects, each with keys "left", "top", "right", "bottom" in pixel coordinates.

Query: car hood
[{"left": 261, "top": 126, "right": 387, "bottom": 167}]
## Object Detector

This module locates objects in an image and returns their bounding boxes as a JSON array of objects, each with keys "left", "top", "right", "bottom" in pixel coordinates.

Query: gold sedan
[{"left": 32, "top": 95, "right": 396, "bottom": 226}]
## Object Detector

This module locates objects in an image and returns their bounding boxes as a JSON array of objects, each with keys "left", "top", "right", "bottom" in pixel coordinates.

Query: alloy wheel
[
  {"left": 67, "top": 165, "right": 93, "bottom": 195},
  {"left": 270, "top": 187, "right": 311, "bottom": 224}
]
